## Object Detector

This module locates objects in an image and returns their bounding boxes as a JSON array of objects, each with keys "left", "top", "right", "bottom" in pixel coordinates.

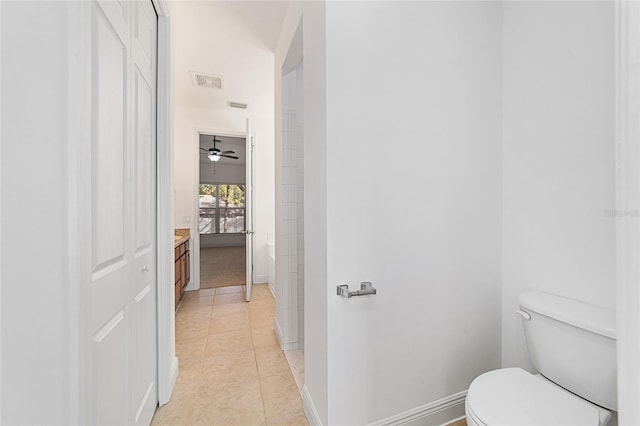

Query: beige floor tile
[
  {"left": 261, "top": 373, "right": 304, "bottom": 422},
  {"left": 212, "top": 303, "right": 248, "bottom": 317},
  {"left": 197, "top": 288, "right": 217, "bottom": 298},
  {"left": 176, "top": 336, "right": 207, "bottom": 362},
  {"left": 447, "top": 419, "right": 467, "bottom": 426},
  {"left": 171, "top": 373, "right": 199, "bottom": 400},
  {"left": 250, "top": 284, "right": 273, "bottom": 300},
  {"left": 255, "top": 349, "right": 291, "bottom": 378},
  {"left": 194, "top": 379, "right": 266, "bottom": 426},
  {"left": 248, "top": 299, "right": 275, "bottom": 314},
  {"left": 284, "top": 350, "right": 304, "bottom": 374},
  {"left": 175, "top": 362, "right": 202, "bottom": 389},
  {"left": 205, "top": 329, "right": 253, "bottom": 356},
  {"left": 252, "top": 326, "right": 280, "bottom": 349},
  {"left": 182, "top": 290, "right": 202, "bottom": 300},
  {"left": 151, "top": 393, "right": 196, "bottom": 426},
  {"left": 176, "top": 305, "right": 213, "bottom": 321},
  {"left": 249, "top": 315, "right": 275, "bottom": 330},
  {"left": 269, "top": 414, "right": 309, "bottom": 426},
  {"left": 214, "top": 293, "right": 246, "bottom": 305},
  {"left": 216, "top": 285, "right": 244, "bottom": 295},
  {"left": 181, "top": 295, "right": 215, "bottom": 307},
  {"left": 208, "top": 312, "right": 250, "bottom": 334},
  {"left": 175, "top": 312, "right": 210, "bottom": 330},
  {"left": 199, "top": 350, "right": 259, "bottom": 392},
  {"left": 175, "top": 320, "right": 210, "bottom": 341}
]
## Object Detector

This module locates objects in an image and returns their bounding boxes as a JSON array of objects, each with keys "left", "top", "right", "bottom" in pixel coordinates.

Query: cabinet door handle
[{"left": 142, "top": 265, "right": 150, "bottom": 272}]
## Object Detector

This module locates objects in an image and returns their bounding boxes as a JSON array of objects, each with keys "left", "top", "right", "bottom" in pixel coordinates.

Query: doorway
[{"left": 198, "top": 133, "right": 247, "bottom": 292}]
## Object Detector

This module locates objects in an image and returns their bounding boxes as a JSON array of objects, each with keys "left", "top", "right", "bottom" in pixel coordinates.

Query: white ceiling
[{"left": 174, "top": 0, "right": 288, "bottom": 110}]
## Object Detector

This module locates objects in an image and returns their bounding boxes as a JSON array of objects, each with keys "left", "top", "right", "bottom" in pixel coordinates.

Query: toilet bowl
[
  {"left": 465, "top": 292, "right": 617, "bottom": 426},
  {"left": 465, "top": 368, "right": 612, "bottom": 426}
]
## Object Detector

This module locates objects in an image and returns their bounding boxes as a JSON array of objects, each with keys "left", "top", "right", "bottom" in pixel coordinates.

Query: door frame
[
  {"left": 191, "top": 128, "right": 250, "bottom": 294},
  {"left": 615, "top": 1, "right": 640, "bottom": 424},
  {"left": 151, "top": 0, "right": 176, "bottom": 407}
]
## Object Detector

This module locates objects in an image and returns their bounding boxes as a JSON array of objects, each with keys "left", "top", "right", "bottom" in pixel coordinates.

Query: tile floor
[
  {"left": 283, "top": 350, "right": 304, "bottom": 393},
  {"left": 151, "top": 284, "right": 308, "bottom": 426}
]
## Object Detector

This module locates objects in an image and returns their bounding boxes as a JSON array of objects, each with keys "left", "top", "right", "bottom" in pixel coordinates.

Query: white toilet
[{"left": 465, "top": 292, "right": 617, "bottom": 426}]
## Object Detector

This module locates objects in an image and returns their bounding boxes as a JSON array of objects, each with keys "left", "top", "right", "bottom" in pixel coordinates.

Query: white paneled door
[{"left": 88, "top": 1, "right": 158, "bottom": 424}]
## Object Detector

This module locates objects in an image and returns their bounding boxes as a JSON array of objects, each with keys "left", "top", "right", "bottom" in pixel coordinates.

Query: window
[{"left": 199, "top": 184, "right": 245, "bottom": 234}]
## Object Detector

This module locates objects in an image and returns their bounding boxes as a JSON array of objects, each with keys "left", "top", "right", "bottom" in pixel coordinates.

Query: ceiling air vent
[
  {"left": 228, "top": 101, "right": 248, "bottom": 110},
  {"left": 190, "top": 71, "right": 223, "bottom": 89}
]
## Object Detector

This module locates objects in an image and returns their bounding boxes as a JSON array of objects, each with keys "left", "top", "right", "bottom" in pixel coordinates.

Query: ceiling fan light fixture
[{"left": 208, "top": 153, "right": 221, "bottom": 162}]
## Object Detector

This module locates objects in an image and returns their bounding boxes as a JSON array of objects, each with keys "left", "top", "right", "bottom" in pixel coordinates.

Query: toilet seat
[{"left": 466, "top": 368, "right": 611, "bottom": 426}]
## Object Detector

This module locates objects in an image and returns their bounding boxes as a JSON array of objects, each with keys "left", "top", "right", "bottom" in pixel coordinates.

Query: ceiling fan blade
[
  {"left": 221, "top": 154, "right": 239, "bottom": 159},
  {"left": 199, "top": 147, "right": 209, "bottom": 152},
  {"left": 221, "top": 150, "right": 235, "bottom": 154}
]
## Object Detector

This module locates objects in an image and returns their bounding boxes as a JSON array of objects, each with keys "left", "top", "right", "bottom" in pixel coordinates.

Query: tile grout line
[
  {"left": 189, "top": 288, "right": 215, "bottom": 426},
  {"left": 248, "top": 295, "right": 271, "bottom": 426}
]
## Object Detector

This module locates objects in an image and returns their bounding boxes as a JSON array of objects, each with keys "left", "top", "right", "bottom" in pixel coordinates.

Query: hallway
[{"left": 152, "top": 285, "right": 307, "bottom": 426}]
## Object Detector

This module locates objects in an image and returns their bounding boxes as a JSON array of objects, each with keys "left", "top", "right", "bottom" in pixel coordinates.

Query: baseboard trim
[
  {"left": 268, "top": 283, "right": 276, "bottom": 299},
  {"left": 302, "top": 385, "right": 323, "bottom": 426},
  {"left": 368, "top": 390, "right": 467, "bottom": 426},
  {"left": 160, "top": 356, "right": 180, "bottom": 406},
  {"left": 254, "top": 274, "right": 268, "bottom": 284},
  {"left": 274, "top": 316, "right": 284, "bottom": 348}
]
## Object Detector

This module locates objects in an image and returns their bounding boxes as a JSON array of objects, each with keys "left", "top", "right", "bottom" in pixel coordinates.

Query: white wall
[
  {"left": 324, "top": 2, "right": 503, "bottom": 424},
  {"left": 501, "top": 1, "right": 616, "bottom": 370},
  {"left": 173, "top": 2, "right": 275, "bottom": 285},
  {"left": 1, "top": 2, "right": 72, "bottom": 423},
  {"left": 275, "top": 1, "right": 328, "bottom": 423}
]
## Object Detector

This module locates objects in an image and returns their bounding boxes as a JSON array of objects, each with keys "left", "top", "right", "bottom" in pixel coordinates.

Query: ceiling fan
[{"left": 199, "top": 136, "right": 239, "bottom": 162}]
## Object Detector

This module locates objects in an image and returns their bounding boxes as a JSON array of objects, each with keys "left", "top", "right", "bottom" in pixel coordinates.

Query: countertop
[{"left": 174, "top": 235, "right": 190, "bottom": 248}]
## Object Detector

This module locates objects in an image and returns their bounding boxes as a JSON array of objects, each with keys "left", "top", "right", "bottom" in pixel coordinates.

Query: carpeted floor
[{"left": 200, "top": 246, "right": 246, "bottom": 289}]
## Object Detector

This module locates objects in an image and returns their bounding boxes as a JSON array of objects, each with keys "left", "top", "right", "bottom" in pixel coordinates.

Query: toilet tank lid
[{"left": 519, "top": 292, "right": 616, "bottom": 339}]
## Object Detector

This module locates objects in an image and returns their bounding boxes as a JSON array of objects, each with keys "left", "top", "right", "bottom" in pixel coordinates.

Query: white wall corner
[
  {"left": 302, "top": 385, "right": 323, "bottom": 426},
  {"left": 254, "top": 274, "right": 268, "bottom": 284},
  {"left": 367, "top": 391, "right": 467, "bottom": 426}
]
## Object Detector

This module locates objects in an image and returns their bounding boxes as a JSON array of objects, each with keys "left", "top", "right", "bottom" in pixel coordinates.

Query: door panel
[
  {"left": 93, "top": 7, "right": 127, "bottom": 272},
  {"left": 92, "top": 310, "right": 127, "bottom": 425},
  {"left": 89, "top": 1, "right": 158, "bottom": 424}
]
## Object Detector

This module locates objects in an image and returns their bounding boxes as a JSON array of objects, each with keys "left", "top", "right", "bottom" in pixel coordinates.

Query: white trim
[
  {"left": 273, "top": 316, "right": 284, "bottom": 348},
  {"left": 191, "top": 127, "right": 248, "bottom": 293},
  {"left": 65, "top": 2, "right": 92, "bottom": 422},
  {"left": 155, "top": 2, "right": 175, "bottom": 406},
  {"left": 254, "top": 274, "right": 268, "bottom": 284},
  {"left": 269, "top": 282, "right": 276, "bottom": 299},
  {"left": 615, "top": 1, "right": 640, "bottom": 424},
  {"left": 302, "top": 385, "right": 323, "bottom": 426},
  {"left": 367, "top": 391, "right": 467, "bottom": 426}
]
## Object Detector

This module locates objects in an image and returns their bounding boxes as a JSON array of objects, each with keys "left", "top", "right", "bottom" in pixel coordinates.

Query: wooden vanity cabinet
[{"left": 174, "top": 240, "right": 190, "bottom": 309}]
